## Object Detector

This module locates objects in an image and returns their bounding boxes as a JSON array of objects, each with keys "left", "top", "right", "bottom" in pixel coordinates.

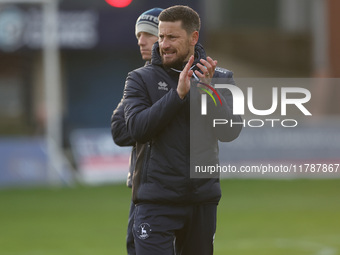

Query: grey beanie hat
[{"left": 135, "top": 8, "right": 163, "bottom": 38}]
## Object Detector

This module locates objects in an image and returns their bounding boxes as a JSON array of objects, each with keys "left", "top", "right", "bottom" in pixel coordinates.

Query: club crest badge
[{"left": 136, "top": 223, "right": 152, "bottom": 240}]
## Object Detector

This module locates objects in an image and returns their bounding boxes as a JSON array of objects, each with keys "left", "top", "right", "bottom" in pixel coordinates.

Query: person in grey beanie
[
  {"left": 111, "top": 7, "right": 163, "bottom": 255},
  {"left": 135, "top": 8, "right": 163, "bottom": 61}
]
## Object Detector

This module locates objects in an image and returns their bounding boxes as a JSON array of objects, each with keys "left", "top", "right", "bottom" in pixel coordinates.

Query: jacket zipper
[{"left": 141, "top": 141, "right": 152, "bottom": 183}]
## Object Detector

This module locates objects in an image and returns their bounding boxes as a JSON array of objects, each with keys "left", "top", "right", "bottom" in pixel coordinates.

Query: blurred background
[{"left": 0, "top": 0, "right": 340, "bottom": 254}]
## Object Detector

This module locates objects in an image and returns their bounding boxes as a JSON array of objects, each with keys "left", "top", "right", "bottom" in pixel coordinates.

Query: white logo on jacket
[{"left": 158, "top": 81, "right": 169, "bottom": 91}]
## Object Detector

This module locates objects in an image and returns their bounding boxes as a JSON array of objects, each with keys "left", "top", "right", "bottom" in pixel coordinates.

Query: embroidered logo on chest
[{"left": 158, "top": 81, "right": 169, "bottom": 91}]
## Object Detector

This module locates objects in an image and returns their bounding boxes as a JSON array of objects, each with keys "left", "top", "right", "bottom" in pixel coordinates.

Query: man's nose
[
  {"left": 138, "top": 35, "right": 145, "bottom": 46},
  {"left": 160, "top": 37, "right": 170, "bottom": 49}
]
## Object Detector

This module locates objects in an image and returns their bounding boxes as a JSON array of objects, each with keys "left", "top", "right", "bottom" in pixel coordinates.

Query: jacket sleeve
[
  {"left": 209, "top": 71, "right": 243, "bottom": 142},
  {"left": 124, "top": 71, "right": 186, "bottom": 144},
  {"left": 111, "top": 97, "right": 136, "bottom": 147}
]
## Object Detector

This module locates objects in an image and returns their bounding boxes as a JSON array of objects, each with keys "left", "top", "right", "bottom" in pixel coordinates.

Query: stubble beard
[{"left": 162, "top": 49, "right": 191, "bottom": 70}]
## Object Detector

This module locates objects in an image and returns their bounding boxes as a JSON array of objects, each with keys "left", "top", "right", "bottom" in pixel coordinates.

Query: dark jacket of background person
[
  {"left": 111, "top": 61, "right": 150, "bottom": 188},
  {"left": 111, "top": 98, "right": 136, "bottom": 188},
  {"left": 123, "top": 42, "right": 242, "bottom": 205}
]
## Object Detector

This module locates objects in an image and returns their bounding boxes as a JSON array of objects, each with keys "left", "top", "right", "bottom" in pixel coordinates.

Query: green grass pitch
[{"left": 1, "top": 179, "right": 339, "bottom": 255}]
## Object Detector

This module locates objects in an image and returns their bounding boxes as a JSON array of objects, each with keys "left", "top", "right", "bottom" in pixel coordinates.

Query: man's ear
[{"left": 190, "top": 31, "right": 199, "bottom": 46}]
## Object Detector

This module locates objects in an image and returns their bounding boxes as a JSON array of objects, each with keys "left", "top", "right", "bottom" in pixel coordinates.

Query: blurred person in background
[
  {"left": 122, "top": 5, "right": 242, "bottom": 255},
  {"left": 111, "top": 7, "right": 163, "bottom": 255}
]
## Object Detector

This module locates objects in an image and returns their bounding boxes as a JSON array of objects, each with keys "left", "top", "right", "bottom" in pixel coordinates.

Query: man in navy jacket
[{"left": 122, "top": 5, "right": 242, "bottom": 255}]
